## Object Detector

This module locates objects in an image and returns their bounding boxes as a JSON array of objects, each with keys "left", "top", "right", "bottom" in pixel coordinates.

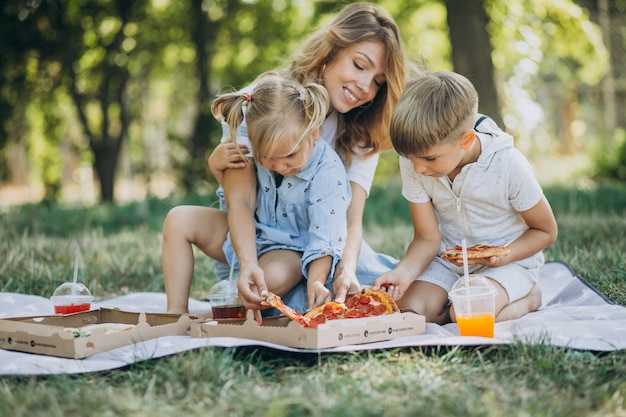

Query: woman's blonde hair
[
  {"left": 211, "top": 72, "right": 329, "bottom": 161},
  {"left": 289, "top": 2, "right": 407, "bottom": 165},
  {"left": 390, "top": 71, "right": 479, "bottom": 158}
]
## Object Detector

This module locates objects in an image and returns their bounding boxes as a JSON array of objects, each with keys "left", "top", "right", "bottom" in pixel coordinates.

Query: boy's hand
[
  {"left": 307, "top": 280, "right": 333, "bottom": 310},
  {"left": 371, "top": 270, "right": 413, "bottom": 300},
  {"left": 446, "top": 256, "right": 500, "bottom": 267}
]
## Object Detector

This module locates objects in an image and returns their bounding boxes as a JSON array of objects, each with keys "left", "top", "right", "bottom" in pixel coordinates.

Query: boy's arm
[
  {"left": 491, "top": 195, "right": 558, "bottom": 266},
  {"left": 372, "top": 201, "right": 441, "bottom": 298}
]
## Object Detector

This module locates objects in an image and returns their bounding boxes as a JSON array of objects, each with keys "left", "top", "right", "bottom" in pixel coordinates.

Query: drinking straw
[
  {"left": 228, "top": 253, "right": 236, "bottom": 296},
  {"left": 72, "top": 245, "right": 81, "bottom": 295},
  {"left": 461, "top": 239, "right": 471, "bottom": 314}
]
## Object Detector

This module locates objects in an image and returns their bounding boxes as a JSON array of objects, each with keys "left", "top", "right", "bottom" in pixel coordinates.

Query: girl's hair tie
[{"left": 243, "top": 92, "right": 252, "bottom": 102}]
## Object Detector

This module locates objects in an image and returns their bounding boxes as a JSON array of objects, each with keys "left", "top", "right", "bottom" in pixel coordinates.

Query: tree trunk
[
  {"left": 443, "top": 0, "right": 503, "bottom": 127},
  {"left": 93, "top": 142, "right": 120, "bottom": 203}
]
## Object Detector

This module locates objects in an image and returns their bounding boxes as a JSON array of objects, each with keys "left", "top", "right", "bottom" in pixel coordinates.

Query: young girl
[
  {"left": 206, "top": 2, "right": 407, "bottom": 310},
  {"left": 164, "top": 73, "right": 351, "bottom": 314}
]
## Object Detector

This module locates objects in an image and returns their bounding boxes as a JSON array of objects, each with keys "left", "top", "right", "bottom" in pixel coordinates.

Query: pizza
[
  {"left": 263, "top": 288, "right": 399, "bottom": 328},
  {"left": 440, "top": 244, "right": 510, "bottom": 261},
  {"left": 64, "top": 323, "right": 136, "bottom": 338}
]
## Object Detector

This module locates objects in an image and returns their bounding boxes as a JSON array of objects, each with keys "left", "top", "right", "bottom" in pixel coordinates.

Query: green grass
[{"left": 1, "top": 181, "right": 625, "bottom": 417}]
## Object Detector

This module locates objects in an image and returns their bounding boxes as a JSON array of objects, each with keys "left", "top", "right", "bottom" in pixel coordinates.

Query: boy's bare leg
[
  {"left": 398, "top": 281, "right": 451, "bottom": 324},
  {"left": 495, "top": 283, "right": 542, "bottom": 322},
  {"left": 162, "top": 206, "right": 229, "bottom": 314}
]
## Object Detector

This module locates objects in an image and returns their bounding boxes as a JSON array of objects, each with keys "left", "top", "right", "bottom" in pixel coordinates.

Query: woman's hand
[
  {"left": 236, "top": 262, "right": 268, "bottom": 309},
  {"left": 208, "top": 139, "right": 250, "bottom": 184},
  {"left": 332, "top": 264, "right": 360, "bottom": 303}
]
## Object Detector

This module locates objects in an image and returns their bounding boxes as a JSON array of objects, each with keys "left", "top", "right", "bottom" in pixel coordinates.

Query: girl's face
[
  {"left": 323, "top": 40, "right": 386, "bottom": 113},
  {"left": 259, "top": 132, "right": 317, "bottom": 177}
]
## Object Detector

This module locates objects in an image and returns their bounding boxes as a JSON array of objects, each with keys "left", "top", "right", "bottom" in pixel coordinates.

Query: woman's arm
[{"left": 332, "top": 181, "right": 366, "bottom": 302}]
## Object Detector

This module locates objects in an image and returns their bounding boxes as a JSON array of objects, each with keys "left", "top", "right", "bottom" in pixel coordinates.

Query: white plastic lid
[
  {"left": 449, "top": 275, "right": 496, "bottom": 295},
  {"left": 50, "top": 282, "right": 93, "bottom": 305}
]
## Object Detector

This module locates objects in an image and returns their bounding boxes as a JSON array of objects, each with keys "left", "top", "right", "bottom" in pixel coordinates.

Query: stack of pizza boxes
[{"left": 0, "top": 308, "right": 194, "bottom": 359}]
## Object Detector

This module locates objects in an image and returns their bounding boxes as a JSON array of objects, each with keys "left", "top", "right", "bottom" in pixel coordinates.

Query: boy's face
[
  {"left": 408, "top": 127, "right": 482, "bottom": 179},
  {"left": 409, "top": 141, "right": 465, "bottom": 178}
]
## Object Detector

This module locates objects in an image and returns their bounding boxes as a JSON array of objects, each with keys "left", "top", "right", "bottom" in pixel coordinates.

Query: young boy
[{"left": 372, "top": 71, "right": 558, "bottom": 324}]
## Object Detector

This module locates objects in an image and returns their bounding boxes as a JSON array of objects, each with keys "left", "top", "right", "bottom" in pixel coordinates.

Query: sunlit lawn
[{"left": 0, "top": 180, "right": 625, "bottom": 417}]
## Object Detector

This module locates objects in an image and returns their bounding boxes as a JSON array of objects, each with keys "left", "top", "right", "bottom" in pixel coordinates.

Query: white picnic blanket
[{"left": 1, "top": 261, "right": 625, "bottom": 376}]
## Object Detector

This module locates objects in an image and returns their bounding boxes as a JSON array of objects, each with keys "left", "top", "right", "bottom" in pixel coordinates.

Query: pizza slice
[
  {"left": 263, "top": 288, "right": 399, "bottom": 328},
  {"left": 440, "top": 244, "right": 510, "bottom": 261}
]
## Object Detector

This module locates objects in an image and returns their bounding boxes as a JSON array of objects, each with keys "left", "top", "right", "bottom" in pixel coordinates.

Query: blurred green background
[{"left": 1, "top": 0, "right": 625, "bottom": 206}]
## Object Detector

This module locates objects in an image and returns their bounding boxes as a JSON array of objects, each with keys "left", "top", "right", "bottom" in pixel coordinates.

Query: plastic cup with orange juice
[{"left": 449, "top": 275, "right": 497, "bottom": 338}]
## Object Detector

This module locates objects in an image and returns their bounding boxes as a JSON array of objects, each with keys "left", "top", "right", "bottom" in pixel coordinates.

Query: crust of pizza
[
  {"left": 64, "top": 323, "right": 136, "bottom": 338},
  {"left": 440, "top": 244, "right": 510, "bottom": 260},
  {"left": 345, "top": 287, "right": 399, "bottom": 315},
  {"left": 303, "top": 301, "right": 347, "bottom": 319}
]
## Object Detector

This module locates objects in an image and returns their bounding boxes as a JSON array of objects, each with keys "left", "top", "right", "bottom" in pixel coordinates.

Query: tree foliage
[{"left": 0, "top": 0, "right": 619, "bottom": 204}]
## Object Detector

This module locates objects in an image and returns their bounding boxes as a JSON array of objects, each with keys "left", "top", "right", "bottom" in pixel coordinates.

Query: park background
[
  {"left": 1, "top": 0, "right": 625, "bottom": 206},
  {"left": 1, "top": 2, "right": 626, "bottom": 416}
]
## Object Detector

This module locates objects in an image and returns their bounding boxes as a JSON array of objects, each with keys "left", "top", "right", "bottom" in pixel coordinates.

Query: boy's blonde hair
[
  {"left": 211, "top": 72, "right": 329, "bottom": 161},
  {"left": 289, "top": 2, "right": 407, "bottom": 164},
  {"left": 390, "top": 71, "right": 478, "bottom": 158}
]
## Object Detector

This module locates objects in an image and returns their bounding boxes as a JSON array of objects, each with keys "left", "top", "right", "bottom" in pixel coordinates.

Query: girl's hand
[{"left": 307, "top": 280, "right": 333, "bottom": 310}]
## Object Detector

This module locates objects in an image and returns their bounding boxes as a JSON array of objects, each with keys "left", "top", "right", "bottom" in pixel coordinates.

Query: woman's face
[{"left": 323, "top": 40, "right": 386, "bottom": 114}]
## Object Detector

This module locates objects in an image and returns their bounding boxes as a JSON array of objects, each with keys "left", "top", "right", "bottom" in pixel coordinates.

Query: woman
[{"left": 163, "top": 2, "right": 407, "bottom": 314}]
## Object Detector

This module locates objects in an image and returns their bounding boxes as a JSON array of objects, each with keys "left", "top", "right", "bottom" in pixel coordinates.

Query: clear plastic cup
[
  {"left": 449, "top": 275, "right": 497, "bottom": 338},
  {"left": 207, "top": 280, "right": 245, "bottom": 319},
  {"left": 50, "top": 282, "right": 94, "bottom": 315}
]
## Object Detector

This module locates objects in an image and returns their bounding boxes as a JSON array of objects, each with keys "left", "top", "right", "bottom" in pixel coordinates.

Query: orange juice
[{"left": 456, "top": 313, "right": 495, "bottom": 338}]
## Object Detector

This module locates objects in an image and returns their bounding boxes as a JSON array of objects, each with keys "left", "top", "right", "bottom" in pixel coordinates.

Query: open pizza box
[
  {"left": 190, "top": 310, "right": 426, "bottom": 350},
  {"left": 0, "top": 308, "right": 195, "bottom": 359}
]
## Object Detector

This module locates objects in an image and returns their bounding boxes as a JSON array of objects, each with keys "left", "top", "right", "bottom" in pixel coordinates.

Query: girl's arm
[
  {"left": 223, "top": 161, "right": 268, "bottom": 310},
  {"left": 306, "top": 256, "right": 333, "bottom": 309},
  {"left": 372, "top": 201, "right": 441, "bottom": 299}
]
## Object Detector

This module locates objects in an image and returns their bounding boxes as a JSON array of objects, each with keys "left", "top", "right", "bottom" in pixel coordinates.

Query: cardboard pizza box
[
  {"left": 0, "top": 308, "right": 194, "bottom": 359},
  {"left": 190, "top": 310, "right": 426, "bottom": 350}
]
